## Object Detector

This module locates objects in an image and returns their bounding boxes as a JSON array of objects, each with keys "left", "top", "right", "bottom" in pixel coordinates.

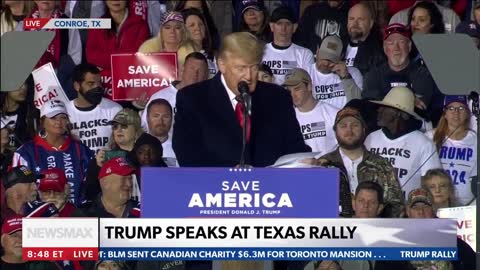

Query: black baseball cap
[
  {"left": 4, "top": 166, "right": 37, "bottom": 189},
  {"left": 241, "top": 0, "right": 264, "bottom": 14},
  {"left": 271, "top": 6, "right": 296, "bottom": 23}
]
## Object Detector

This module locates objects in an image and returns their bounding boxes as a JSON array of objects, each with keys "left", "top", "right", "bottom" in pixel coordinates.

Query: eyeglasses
[
  {"left": 445, "top": 106, "right": 467, "bottom": 112},
  {"left": 112, "top": 123, "right": 129, "bottom": 130}
]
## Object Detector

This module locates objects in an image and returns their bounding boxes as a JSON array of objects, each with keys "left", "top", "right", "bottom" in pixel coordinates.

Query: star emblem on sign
[
  {"left": 356, "top": 223, "right": 416, "bottom": 246},
  {"left": 449, "top": 162, "right": 455, "bottom": 168},
  {"left": 35, "top": 166, "right": 41, "bottom": 172}
]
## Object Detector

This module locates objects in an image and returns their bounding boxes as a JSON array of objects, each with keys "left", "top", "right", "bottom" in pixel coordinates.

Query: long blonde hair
[
  {"left": 421, "top": 168, "right": 458, "bottom": 207},
  {"left": 433, "top": 109, "right": 471, "bottom": 151},
  {"left": 158, "top": 15, "right": 188, "bottom": 52},
  {"left": 177, "top": 39, "right": 200, "bottom": 67},
  {"left": 1, "top": 0, "right": 34, "bottom": 31}
]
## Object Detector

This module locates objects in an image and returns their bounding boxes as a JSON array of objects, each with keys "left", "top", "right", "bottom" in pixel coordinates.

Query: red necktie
[{"left": 235, "top": 101, "right": 251, "bottom": 143}]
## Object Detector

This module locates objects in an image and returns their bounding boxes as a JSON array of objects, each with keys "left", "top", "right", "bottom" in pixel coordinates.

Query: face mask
[{"left": 82, "top": 86, "right": 104, "bottom": 106}]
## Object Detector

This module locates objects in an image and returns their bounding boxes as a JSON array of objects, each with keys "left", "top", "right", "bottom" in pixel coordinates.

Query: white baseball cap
[{"left": 40, "top": 100, "right": 67, "bottom": 118}]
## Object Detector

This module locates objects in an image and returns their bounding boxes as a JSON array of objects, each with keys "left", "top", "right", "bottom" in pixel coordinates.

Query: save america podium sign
[{"left": 140, "top": 167, "right": 340, "bottom": 218}]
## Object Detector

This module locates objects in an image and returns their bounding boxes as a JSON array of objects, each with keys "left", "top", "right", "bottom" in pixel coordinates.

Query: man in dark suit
[{"left": 173, "top": 32, "right": 311, "bottom": 168}]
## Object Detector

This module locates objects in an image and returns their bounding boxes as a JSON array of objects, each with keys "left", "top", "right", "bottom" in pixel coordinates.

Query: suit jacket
[{"left": 173, "top": 74, "right": 311, "bottom": 167}]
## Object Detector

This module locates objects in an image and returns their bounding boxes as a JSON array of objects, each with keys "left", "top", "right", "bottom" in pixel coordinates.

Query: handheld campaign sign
[
  {"left": 111, "top": 53, "right": 177, "bottom": 101},
  {"left": 1, "top": 31, "right": 54, "bottom": 92},
  {"left": 141, "top": 168, "right": 340, "bottom": 218},
  {"left": 31, "top": 63, "right": 69, "bottom": 108}
]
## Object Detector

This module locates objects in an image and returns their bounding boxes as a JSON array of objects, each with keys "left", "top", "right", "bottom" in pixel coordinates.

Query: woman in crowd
[
  {"left": 181, "top": 8, "right": 217, "bottom": 77},
  {"left": 407, "top": 1, "right": 446, "bottom": 128},
  {"left": 408, "top": 1, "right": 446, "bottom": 35},
  {"left": 407, "top": 0, "right": 445, "bottom": 62},
  {"left": 86, "top": 108, "right": 143, "bottom": 200},
  {"left": 427, "top": 95, "right": 477, "bottom": 206},
  {"left": 0, "top": 0, "right": 34, "bottom": 36},
  {"left": 12, "top": 100, "right": 93, "bottom": 207},
  {"left": 0, "top": 122, "right": 14, "bottom": 179},
  {"left": 86, "top": 108, "right": 165, "bottom": 201},
  {"left": 139, "top": 11, "right": 186, "bottom": 53},
  {"left": 174, "top": 0, "right": 220, "bottom": 50},
  {"left": 0, "top": 76, "right": 38, "bottom": 148},
  {"left": 421, "top": 168, "right": 458, "bottom": 209},
  {"left": 239, "top": 2, "right": 271, "bottom": 42},
  {"left": 87, "top": 0, "right": 149, "bottom": 93},
  {"left": 181, "top": 8, "right": 212, "bottom": 57}
]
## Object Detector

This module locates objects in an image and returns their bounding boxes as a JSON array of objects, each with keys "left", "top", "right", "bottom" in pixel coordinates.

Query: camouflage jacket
[
  {"left": 410, "top": 260, "right": 453, "bottom": 270},
  {"left": 320, "top": 147, "right": 405, "bottom": 217}
]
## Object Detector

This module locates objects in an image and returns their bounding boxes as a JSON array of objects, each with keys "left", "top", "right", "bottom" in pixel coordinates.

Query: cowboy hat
[{"left": 369, "top": 87, "right": 422, "bottom": 120}]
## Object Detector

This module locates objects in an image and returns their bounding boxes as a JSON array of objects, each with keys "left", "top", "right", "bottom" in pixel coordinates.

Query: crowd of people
[{"left": 1, "top": 0, "right": 479, "bottom": 270}]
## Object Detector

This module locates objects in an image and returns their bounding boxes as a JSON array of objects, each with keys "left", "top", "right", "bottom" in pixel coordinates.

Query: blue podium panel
[{"left": 141, "top": 168, "right": 339, "bottom": 218}]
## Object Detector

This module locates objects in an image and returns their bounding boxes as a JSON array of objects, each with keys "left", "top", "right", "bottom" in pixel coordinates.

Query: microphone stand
[
  {"left": 469, "top": 91, "right": 479, "bottom": 256},
  {"left": 239, "top": 95, "right": 249, "bottom": 169}
]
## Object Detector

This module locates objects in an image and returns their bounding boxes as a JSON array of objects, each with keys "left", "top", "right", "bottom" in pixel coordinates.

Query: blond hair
[
  {"left": 218, "top": 32, "right": 264, "bottom": 63},
  {"left": 158, "top": 20, "right": 188, "bottom": 52},
  {"left": 177, "top": 39, "right": 200, "bottom": 67},
  {"left": 220, "top": 261, "right": 265, "bottom": 270},
  {"left": 421, "top": 168, "right": 458, "bottom": 207}
]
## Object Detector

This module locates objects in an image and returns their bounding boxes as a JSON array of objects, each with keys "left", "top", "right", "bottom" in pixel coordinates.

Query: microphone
[
  {"left": 237, "top": 81, "right": 250, "bottom": 168},
  {"left": 238, "top": 81, "right": 250, "bottom": 101},
  {"left": 468, "top": 91, "right": 479, "bottom": 117},
  {"left": 468, "top": 91, "right": 479, "bottom": 102}
]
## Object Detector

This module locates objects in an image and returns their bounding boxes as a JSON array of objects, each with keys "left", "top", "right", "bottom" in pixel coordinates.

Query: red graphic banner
[{"left": 111, "top": 53, "right": 177, "bottom": 101}]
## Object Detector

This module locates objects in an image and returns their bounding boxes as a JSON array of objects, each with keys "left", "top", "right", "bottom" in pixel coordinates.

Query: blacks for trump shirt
[
  {"left": 66, "top": 98, "right": 122, "bottom": 153},
  {"left": 365, "top": 129, "right": 442, "bottom": 198}
]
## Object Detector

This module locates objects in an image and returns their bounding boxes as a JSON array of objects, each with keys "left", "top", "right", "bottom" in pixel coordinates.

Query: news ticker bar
[
  {"left": 99, "top": 247, "right": 458, "bottom": 261},
  {"left": 22, "top": 247, "right": 458, "bottom": 261},
  {"left": 24, "top": 18, "right": 111, "bottom": 30},
  {"left": 22, "top": 218, "right": 458, "bottom": 261}
]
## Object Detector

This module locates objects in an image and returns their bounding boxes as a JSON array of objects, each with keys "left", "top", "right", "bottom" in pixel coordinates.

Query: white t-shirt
[
  {"left": 162, "top": 137, "right": 178, "bottom": 167},
  {"left": 141, "top": 84, "right": 178, "bottom": 132},
  {"left": 262, "top": 43, "right": 314, "bottom": 85},
  {"left": 294, "top": 101, "right": 339, "bottom": 155},
  {"left": 66, "top": 98, "right": 122, "bottom": 153},
  {"left": 345, "top": 44, "right": 358, "bottom": 67},
  {"left": 425, "top": 130, "right": 477, "bottom": 205},
  {"left": 365, "top": 129, "right": 442, "bottom": 198},
  {"left": 307, "top": 63, "right": 363, "bottom": 109}
]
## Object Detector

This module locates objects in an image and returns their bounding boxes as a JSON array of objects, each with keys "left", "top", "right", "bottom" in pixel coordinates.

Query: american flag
[
  {"left": 282, "top": 60, "right": 297, "bottom": 68},
  {"left": 311, "top": 121, "right": 326, "bottom": 131}
]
